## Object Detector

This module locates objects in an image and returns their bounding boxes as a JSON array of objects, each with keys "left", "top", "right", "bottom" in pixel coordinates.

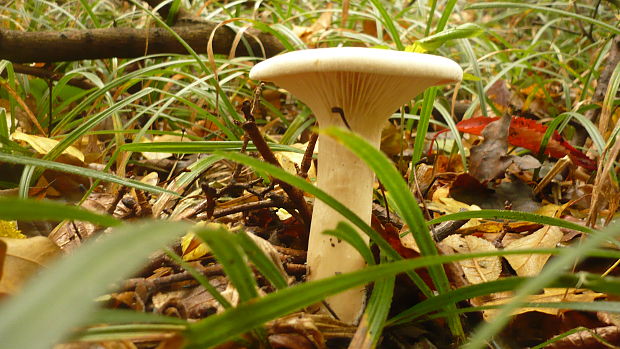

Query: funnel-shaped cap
[{"left": 250, "top": 47, "right": 462, "bottom": 137}]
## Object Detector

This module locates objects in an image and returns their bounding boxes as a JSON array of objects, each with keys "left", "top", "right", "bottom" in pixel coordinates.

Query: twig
[
  {"left": 240, "top": 100, "right": 312, "bottom": 235},
  {"left": 432, "top": 218, "right": 469, "bottom": 242},
  {"left": 107, "top": 185, "right": 130, "bottom": 215},
  {"left": 1, "top": 63, "right": 96, "bottom": 90},
  {"left": 299, "top": 132, "right": 318, "bottom": 179},
  {"left": 211, "top": 196, "right": 294, "bottom": 218},
  {"left": 273, "top": 245, "right": 307, "bottom": 264},
  {"left": 120, "top": 261, "right": 306, "bottom": 292}
]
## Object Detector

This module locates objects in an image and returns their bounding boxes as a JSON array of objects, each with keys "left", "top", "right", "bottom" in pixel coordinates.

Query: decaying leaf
[
  {"left": 504, "top": 226, "right": 563, "bottom": 276},
  {"left": 49, "top": 192, "right": 115, "bottom": 251},
  {"left": 469, "top": 114, "right": 512, "bottom": 182},
  {"left": 483, "top": 288, "right": 606, "bottom": 320},
  {"left": 0, "top": 236, "right": 61, "bottom": 295},
  {"left": 441, "top": 234, "right": 501, "bottom": 284}
]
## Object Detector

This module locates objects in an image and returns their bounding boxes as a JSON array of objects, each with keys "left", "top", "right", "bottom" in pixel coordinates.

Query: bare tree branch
[{"left": 0, "top": 24, "right": 284, "bottom": 63}]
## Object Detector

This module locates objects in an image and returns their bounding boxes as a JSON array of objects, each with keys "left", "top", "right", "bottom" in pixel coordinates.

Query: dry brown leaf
[
  {"left": 292, "top": 3, "right": 333, "bottom": 45},
  {"left": 0, "top": 236, "right": 61, "bottom": 295},
  {"left": 484, "top": 288, "right": 606, "bottom": 320},
  {"left": 547, "top": 325, "right": 620, "bottom": 349},
  {"left": 504, "top": 225, "right": 563, "bottom": 276},
  {"left": 49, "top": 192, "right": 115, "bottom": 251},
  {"left": 441, "top": 234, "right": 501, "bottom": 284},
  {"left": 469, "top": 115, "right": 512, "bottom": 182}
]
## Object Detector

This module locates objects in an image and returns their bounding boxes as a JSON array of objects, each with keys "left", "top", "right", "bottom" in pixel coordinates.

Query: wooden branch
[
  {"left": 1, "top": 64, "right": 97, "bottom": 90},
  {"left": 0, "top": 24, "right": 284, "bottom": 63}
]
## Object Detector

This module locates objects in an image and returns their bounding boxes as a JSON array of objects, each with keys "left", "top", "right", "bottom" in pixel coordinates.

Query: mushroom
[{"left": 249, "top": 47, "right": 462, "bottom": 323}]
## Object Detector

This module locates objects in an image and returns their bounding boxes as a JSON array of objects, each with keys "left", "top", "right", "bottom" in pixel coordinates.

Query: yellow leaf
[
  {"left": 0, "top": 221, "right": 25, "bottom": 239},
  {"left": 180, "top": 232, "right": 210, "bottom": 261},
  {"left": 504, "top": 226, "right": 563, "bottom": 276},
  {"left": 483, "top": 288, "right": 606, "bottom": 319},
  {"left": 10, "top": 130, "right": 84, "bottom": 162},
  {"left": 442, "top": 234, "right": 501, "bottom": 284}
]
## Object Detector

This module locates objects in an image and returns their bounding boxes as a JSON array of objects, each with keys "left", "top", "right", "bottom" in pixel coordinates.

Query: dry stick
[
  {"left": 432, "top": 219, "right": 469, "bottom": 242},
  {"left": 0, "top": 80, "right": 46, "bottom": 134},
  {"left": 211, "top": 196, "right": 294, "bottom": 218},
  {"left": 240, "top": 101, "right": 312, "bottom": 235},
  {"left": 120, "top": 265, "right": 225, "bottom": 291},
  {"left": 0, "top": 25, "right": 284, "bottom": 63},
  {"left": 0, "top": 64, "right": 96, "bottom": 90},
  {"left": 299, "top": 132, "right": 318, "bottom": 179},
  {"left": 586, "top": 133, "right": 620, "bottom": 228},
  {"left": 574, "top": 35, "right": 620, "bottom": 146},
  {"left": 121, "top": 261, "right": 307, "bottom": 292},
  {"left": 107, "top": 185, "right": 130, "bottom": 215},
  {"left": 273, "top": 245, "right": 307, "bottom": 263}
]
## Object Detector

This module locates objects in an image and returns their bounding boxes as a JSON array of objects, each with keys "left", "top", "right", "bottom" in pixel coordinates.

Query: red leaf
[{"left": 431, "top": 116, "right": 597, "bottom": 171}]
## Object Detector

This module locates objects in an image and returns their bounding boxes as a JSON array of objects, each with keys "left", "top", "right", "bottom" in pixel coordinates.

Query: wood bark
[{"left": 0, "top": 24, "right": 284, "bottom": 63}]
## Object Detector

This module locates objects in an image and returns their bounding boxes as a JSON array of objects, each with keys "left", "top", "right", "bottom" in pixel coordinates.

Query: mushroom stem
[{"left": 306, "top": 126, "right": 379, "bottom": 322}]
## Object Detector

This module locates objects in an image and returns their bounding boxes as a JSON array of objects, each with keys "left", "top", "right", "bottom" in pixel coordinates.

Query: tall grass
[{"left": 0, "top": 0, "right": 619, "bottom": 348}]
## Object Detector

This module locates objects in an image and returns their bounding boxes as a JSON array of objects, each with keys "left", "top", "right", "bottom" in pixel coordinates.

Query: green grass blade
[
  {"left": 427, "top": 209, "right": 593, "bottom": 234},
  {"left": 412, "top": 87, "right": 437, "bottom": 165},
  {"left": 389, "top": 272, "right": 620, "bottom": 326},
  {"left": 0, "top": 220, "right": 190, "bottom": 349},
  {"left": 324, "top": 221, "right": 375, "bottom": 266},
  {"left": 352, "top": 268, "right": 395, "bottom": 348},
  {"left": 0, "top": 152, "right": 177, "bottom": 196},
  {"left": 236, "top": 231, "right": 288, "bottom": 290},
  {"left": 215, "top": 151, "right": 434, "bottom": 298},
  {"left": 120, "top": 141, "right": 305, "bottom": 154},
  {"left": 323, "top": 127, "right": 463, "bottom": 337},
  {"left": 466, "top": 2, "right": 620, "bottom": 36},
  {"left": 433, "top": 102, "right": 468, "bottom": 170},
  {"left": 195, "top": 225, "right": 259, "bottom": 302},
  {"left": 416, "top": 23, "right": 483, "bottom": 52},
  {"left": 435, "top": 0, "right": 458, "bottom": 32},
  {"left": 185, "top": 248, "right": 613, "bottom": 348},
  {"left": 77, "top": 0, "right": 100, "bottom": 27},
  {"left": 19, "top": 88, "right": 156, "bottom": 198},
  {"left": 166, "top": 0, "right": 182, "bottom": 26},
  {"left": 0, "top": 198, "right": 120, "bottom": 226},
  {"left": 368, "top": 0, "right": 403, "bottom": 50},
  {"left": 463, "top": 220, "right": 620, "bottom": 349},
  {"left": 0, "top": 107, "right": 8, "bottom": 139}
]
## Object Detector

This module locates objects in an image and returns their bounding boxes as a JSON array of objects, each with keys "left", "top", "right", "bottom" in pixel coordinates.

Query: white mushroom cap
[
  {"left": 250, "top": 47, "right": 462, "bottom": 140},
  {"left": 250, "top": 47, "right": 462, "bottom": 83}
]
